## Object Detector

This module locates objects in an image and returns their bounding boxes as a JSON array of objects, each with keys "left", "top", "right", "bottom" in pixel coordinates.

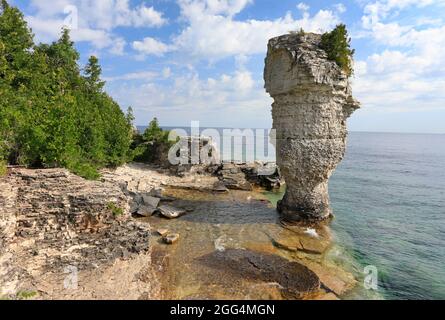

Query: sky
[{"left": 9, "top": 0, "right": 445, "bottom": 133}]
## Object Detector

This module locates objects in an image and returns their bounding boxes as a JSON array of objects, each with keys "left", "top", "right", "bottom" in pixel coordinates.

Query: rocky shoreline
[{"left": 0, "top": 163, "right": 355, "bottom": 300}]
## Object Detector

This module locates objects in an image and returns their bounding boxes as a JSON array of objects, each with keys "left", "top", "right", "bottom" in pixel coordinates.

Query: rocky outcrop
[
  {"left": 0, "top": 169, "right": 160, "bottom": 300},
  {"left": 264, "top": 33, "right": 360, "bottom": 222}
]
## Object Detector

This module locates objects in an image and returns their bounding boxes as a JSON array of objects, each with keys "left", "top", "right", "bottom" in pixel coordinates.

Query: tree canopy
[{"left": 0, "top": 1, "right": 133, "bottom": 179}]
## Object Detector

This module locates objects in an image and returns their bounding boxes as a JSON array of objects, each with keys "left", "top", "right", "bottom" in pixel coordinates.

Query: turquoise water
[
  {"left": 330, "top": 132, "right": 445, "bottom": 300},
  {"left": 146, "top": 126, "right": 445, "bottom": 299}
]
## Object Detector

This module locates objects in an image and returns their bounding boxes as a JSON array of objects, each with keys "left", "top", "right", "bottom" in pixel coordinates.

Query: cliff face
[{"left": 264, "top": 33, "right": 360, "bottom": 222}]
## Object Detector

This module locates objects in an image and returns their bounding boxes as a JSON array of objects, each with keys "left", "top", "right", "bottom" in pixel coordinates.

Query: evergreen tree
[
  {"left": 320, "top": 24, "right": 355, "bottom": 77},
  {"left": 0, "top": 1, "right": 134, "bottom": 179},
  {"left": 84, "top": 56, "right": 105, "bottom": 93}
]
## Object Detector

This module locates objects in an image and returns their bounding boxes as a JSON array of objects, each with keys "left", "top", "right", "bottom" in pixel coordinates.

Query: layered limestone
[
  {"left": 0, "top": 168, "right": 160, "bottom": 300},
  {"left": 264, "top": 33, "right": 360, "bottom": 222}
]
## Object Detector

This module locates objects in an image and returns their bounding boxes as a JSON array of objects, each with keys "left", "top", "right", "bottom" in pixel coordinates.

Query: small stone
[
  {"left": 157, "top": 205, "right": 186, "bottom": 219},
  {"left": 163, "top": 233, "right": 179, "bottom": 244},
  {"left": 157, "top": 229, "right": 169, "bottom": 236}
]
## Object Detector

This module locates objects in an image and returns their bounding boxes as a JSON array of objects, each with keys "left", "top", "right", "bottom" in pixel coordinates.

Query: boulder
[
  {"left": 142, "top": 194, "right": 160, "bottom": 208},
  {"left": 157, "top": 205, "right": 186, "bottom": 219}
]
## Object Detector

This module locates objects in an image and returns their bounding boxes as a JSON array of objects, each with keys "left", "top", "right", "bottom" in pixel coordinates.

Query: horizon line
[{"left": 135, "top": 125, "right": 445, "bottom": 135}]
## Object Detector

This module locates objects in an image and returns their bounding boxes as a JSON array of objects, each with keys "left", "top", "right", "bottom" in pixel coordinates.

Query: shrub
[
  {"left": 132, "top": 118, "right": 175, "bottom": 164},
  {"left": 320, "top": 24, "right": 355, "bottom": 77},
  {"left": 67, "top": 160, "right": 100, "bottom": 180}
]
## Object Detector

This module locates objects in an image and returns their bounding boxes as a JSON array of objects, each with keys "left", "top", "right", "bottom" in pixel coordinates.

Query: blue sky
[{"left": 9, "top": 0, "right": 445, "bottom": 133}]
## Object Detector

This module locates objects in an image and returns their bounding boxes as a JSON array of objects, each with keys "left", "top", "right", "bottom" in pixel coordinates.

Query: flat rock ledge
[{"left": 0, "top": 168, "right": 160, "bottom": 300}]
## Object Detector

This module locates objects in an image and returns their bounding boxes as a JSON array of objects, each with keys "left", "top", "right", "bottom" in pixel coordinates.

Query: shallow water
[{"left": 143, "top": 188, "right": 354, "bottom": 300}]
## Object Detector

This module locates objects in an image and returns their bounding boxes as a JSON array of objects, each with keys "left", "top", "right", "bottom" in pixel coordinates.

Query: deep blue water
[{"left": 330, "top": 132, "right": 445, "bottom": 300}]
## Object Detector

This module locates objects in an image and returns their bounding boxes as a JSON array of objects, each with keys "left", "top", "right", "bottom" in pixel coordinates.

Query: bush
[
  {"left": 132, "top": 118, "right": 175, "bottom": 164},
  {"left": 320, "top": 24, "right": 355, "bottom": 77},
  {"left": 67, "top": 160, "right": 100, "bottom": 180}
]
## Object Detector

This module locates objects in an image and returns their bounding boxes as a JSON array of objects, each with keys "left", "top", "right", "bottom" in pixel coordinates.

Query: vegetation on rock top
[{"left": 320, "top": 24, "right": 355, "bottom": 77}]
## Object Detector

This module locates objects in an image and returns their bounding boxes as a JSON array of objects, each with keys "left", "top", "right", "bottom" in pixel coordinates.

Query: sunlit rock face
[{"left": 264, "top": 33, "right": 360, "bottom": 222}]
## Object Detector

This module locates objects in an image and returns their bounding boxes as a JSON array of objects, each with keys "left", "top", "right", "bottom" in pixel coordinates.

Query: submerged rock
[
  {"left": 163, "top": 233, "right": 180, "bottom": 244},
  {"left": 157, "top": 205, "right": 187, "bottom": 219},
  {"left": 157, "top": 229, "right": 169, "bottom": 237},
  {"left": 199, "top": 249, "right": 320, "bottom": 298},
  {"left": 264, "top": 32, "right": 360, "bottom": 222}
]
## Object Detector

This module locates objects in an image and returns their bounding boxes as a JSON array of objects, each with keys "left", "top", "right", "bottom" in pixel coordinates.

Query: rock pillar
[{"left": 264, "top": 33, "right": 360, "bottom": 222}]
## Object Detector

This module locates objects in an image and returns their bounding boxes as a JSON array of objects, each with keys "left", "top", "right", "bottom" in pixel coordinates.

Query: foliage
[
  {"left": 0, "top": 1, "right": 133, "bottom": 179},
  {"left": 132, "top": 118, "right": 174, "bottom": 163},
  {"left": 143, "top": 118, "right": 170, "bottom": 143},
  {"left": 0, "top": 160, "right": 6, "bottom": 176},
  {"left": 16, "top": 290, "right": 38, "bottom": 300},
  {"left": 320, "top": 24, "right": 355, "bottom": 77},
  {"left": 107, "top": 202, "right": 124, "bottom": 217}
]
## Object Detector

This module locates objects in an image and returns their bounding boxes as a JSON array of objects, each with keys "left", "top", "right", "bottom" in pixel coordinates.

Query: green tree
[
  {"left": 0, "top": 1, "right": 134, "bottom": 179},
  {"left": 320, "top": 24, "right": 355, "bottom": 77},
  {"left": 84, "top": 56, "right": 105, "bottom": 93},
  {"left": 143, "top": 118, "right": 169, "bottom": 143}
]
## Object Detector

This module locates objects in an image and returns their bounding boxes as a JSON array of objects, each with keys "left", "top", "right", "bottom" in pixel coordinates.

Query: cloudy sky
[{"left": 10, "top": 0, "right": 445, "bottom": 133}]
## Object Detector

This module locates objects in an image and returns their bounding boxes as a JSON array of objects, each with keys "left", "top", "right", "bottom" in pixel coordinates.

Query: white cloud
[
  {"left": 135, "top": 0, "right": 339, "bottom": 62},
  {"left": 29, "top": 0, "right": 167, "bottom": 29},
  {"left": 105, "top": 70, "right": 158, "bottom": 82},
  {"left": 109, "top": 68, "right": 272, "bottom": 127},
  {"left": 353, "top": 0, "right": 445, "bottom": 113},
  {"left": 297, "top": 2, "right": 310, "bottom": 11},
  {"left": 334, "top": 3, "right": 346, "bottom": 14},
  {"left": 132, "top": 37, "right": 172, "bottom": 57},
  {"left": 25, "top": 0, "right": 167, "bottom": 54}
]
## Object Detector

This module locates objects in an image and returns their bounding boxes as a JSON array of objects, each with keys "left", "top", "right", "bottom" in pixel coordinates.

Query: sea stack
[{"left": 264, "top": 32, "right": 360, "bottom": 222}]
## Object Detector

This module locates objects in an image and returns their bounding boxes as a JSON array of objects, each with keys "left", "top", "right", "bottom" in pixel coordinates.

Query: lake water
[
  {"left": 329, "top": 132, "right": 445, "bottom": 300},
  {"left": 143, "top": 127, "right": 445, "bottom": 300}
]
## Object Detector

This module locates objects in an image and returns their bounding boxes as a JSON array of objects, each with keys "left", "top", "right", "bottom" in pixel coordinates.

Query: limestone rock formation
[
  {"left": 0, "top": 168, "right": 160, "bottom": 299},
  {"left": 264, "top": 33, "right": 360, "bottom": 222}
]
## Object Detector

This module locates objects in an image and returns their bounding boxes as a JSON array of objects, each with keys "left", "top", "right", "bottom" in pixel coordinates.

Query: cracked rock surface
[{"left": 0, "top": 168, "right": 160, "bottom": 300}]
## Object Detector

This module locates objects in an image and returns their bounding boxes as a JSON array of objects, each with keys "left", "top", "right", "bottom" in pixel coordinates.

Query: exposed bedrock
[{"left": 264, "top": 33, "right": 360, "bottom": 222}]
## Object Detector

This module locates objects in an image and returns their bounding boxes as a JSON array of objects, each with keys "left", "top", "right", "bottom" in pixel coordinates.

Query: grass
[
  {"left": 16, "top": 290, "right": 38, "bottom": 300},
  {"left": 107, "top": 202, "right": 124, "bottom": 217}
]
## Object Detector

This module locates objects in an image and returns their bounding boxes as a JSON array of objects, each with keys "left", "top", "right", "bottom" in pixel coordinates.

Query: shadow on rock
[{"left": 198, "top": 249, "right": 320, "bottom": 299}]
